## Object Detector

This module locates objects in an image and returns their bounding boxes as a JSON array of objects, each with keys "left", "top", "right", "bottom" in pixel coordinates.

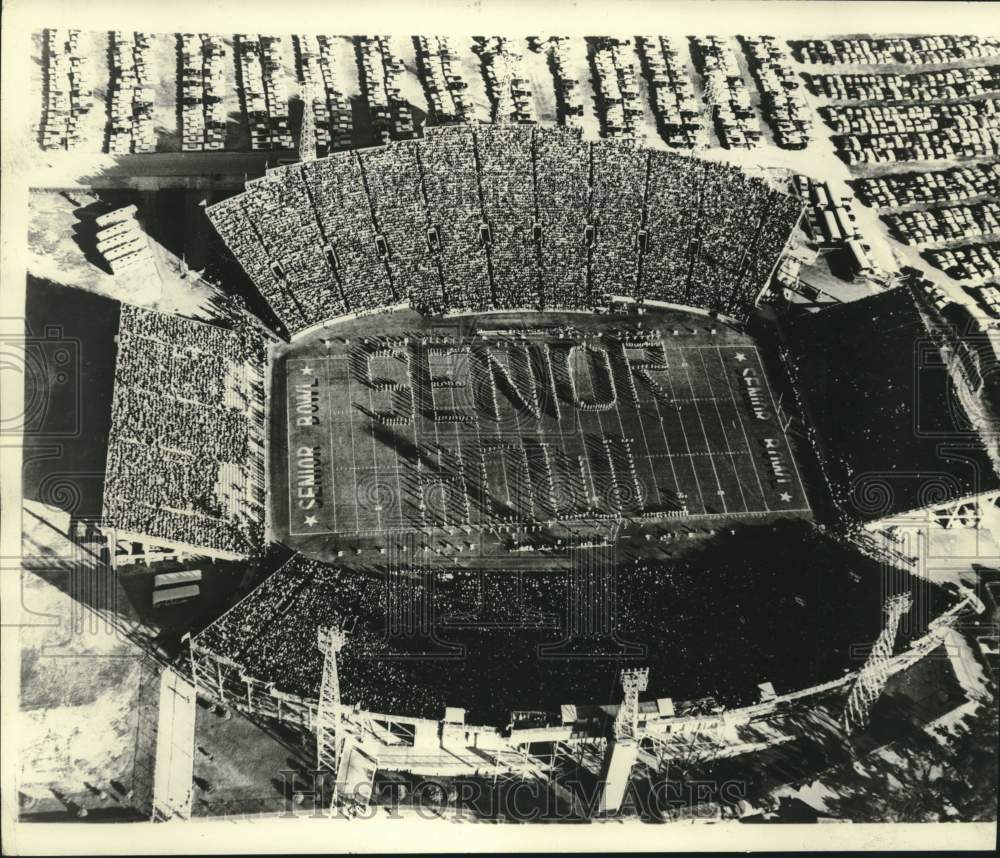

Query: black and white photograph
[{"left": 1, "top": 0, "right": 997, "bottom": 853}]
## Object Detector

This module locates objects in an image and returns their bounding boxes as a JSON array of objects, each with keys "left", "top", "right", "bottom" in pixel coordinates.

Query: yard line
[
  {"left": 342, "top": 352, "right": 363, "bottom": 532},
  {"left": 460, "top": 348, "right": 492, "bottom": 526},
  {"left": 575, "top": 342, "right": 615, "bottom": 513},
  {"left": 715, "top": 345, "right": 769, "bottom": 511},
  {"left": 675, "top": 348, "right": 728, "bottom": 514},
  {"left": 615, "top": 341, "right": 662, "bottom": 509},
  {"left": 544, "top": 339, "right": 582, "bottom": 516},
  {"left": 444, "top": 349, "right": 473, "bottom": 528},
  {"left": 575, "top": 409, "right": 600, "bottom": 509},
  {"left": 657, "top": 338, "right": 707, "bottom": 512},
  {"left": 637, "top": 368, "right": 683, "bottom": 510},
  {"left": 382, "top": 350, "right": 407, "bottom": 532},
  {"left": 363, "top": 363, "right": 385, "bottom": 533},
  {"left": 697, "top": 348, "right": 749, "bottom": 512}
]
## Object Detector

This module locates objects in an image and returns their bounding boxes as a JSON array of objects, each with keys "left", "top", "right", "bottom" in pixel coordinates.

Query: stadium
[{"left": 89, "top": 124, "right": 981, "bottom": 818}]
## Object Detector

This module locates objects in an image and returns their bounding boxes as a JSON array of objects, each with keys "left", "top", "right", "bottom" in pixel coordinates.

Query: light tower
[
  {"left": 298, "top": 80, "right": 318, "bottom": 161},
  {"left": 492, "top": 44, "right": 516, "bottom": 126},
  {"left": 597, "top": 667, "right": 649, "bottom": 814},
  {"left": 842, "top": 593, "right": 912, "bottom": 733},
  {"left": 315, "top": 626, "right": 346, "bottom": 795},
  {"left": 613, "top": 667, "right": 649, "bottom": 741}
]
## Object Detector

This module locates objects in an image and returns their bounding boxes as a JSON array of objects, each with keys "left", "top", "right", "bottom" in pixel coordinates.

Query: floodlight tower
[
  {"left": 493, "top": 44, "right": 516, "bottom": 126},
  {"left": 597, "top": 667, "right": 649, "bottom": 814},
  {"left": 315, "top": 626, "right": 347, "bottom": 790},
  {"left": 842, "top": 593, "right": 912, "bottom": 733},
  {"left": 298, "top": 80, "right": 318, "bottom": 161}
]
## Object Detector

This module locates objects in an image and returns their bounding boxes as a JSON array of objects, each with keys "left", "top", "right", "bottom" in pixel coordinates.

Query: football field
[{"left": 280, "top": 316, "right": 809, "bottom": 540}]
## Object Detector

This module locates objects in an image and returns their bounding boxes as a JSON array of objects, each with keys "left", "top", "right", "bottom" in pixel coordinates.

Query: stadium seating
[
  {"left": 101, "top": 305, "right": 267, "bottom": 556},
  {"left": 192, "top": 526, "right": 953, "bottom": 724},
  {"left": 207, "top": 125, "right": 803, "bottom": 336}
]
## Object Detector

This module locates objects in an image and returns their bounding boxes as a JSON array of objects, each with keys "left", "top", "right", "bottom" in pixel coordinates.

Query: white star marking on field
[
  {"left": 735, "top": 353, "right": 747, "bottom": 362},
  {"left": 301, "top": 365, "right": 314, "bottom": 375},
  {"left": 304, "top": 515, "right": 318, "bottom": 526},
  {"left": 779, "top": 492, "right": 792, "bottom": 503}
]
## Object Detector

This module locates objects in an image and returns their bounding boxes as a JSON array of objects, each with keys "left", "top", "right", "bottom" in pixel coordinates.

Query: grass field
[{"left": 271, "top": 308, "right": 810, "bottom": 551}]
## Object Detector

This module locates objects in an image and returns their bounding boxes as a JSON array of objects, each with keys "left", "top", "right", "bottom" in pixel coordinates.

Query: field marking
[
  {"left": 283, "top": 339, "right": 809, "bottom": 538},
  {"left": 444, "top": 351, "right": 473, "bottom": 527},
  {"left": 614, "top": 341, "right": 663, "bottom": 511},
  {"left": 753, "top": 347, "right": 811, "bottom": 508},
  {"left": 715, "top": 346, "right": 770, "bottom": 512},
  {"left": 361, "top": 365, "right": 385, "bottom": 532},
  {"left": 657, "top": 339, "right": 707, "bottom": 511},
  {"left": 639, "top": 364, "right": 684, "bottom": 509},
  {"left": 343, "top": 357, "right": 362, "bottom": 532},
  {"left": 674, "top": 346, "right": 728, "bottom": 514},
  {"left": 698, "top": 348, "right": 749, "bottom": 513},
  {"left": 375, "top": 349, "right": 407, "bottom": 531}
]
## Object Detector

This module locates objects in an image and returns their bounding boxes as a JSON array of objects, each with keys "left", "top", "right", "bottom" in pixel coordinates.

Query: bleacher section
[
  {"left": 193, "top": 531, "right": 954, "bottom": 725},
  {"left": 783, "top": 287, "right": 1000, "bottom": 522},
  {"left": 207, "top": 125, "right": 802, "bottom": 336},
  {"left": 101, "top": 305, "right": 267, "bottom": 557}
]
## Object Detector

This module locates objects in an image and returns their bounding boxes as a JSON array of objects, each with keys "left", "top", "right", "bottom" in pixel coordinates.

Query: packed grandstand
[
  {"left": 101, "top": 305, "right": 268, "bottom": 557},
  {"left": 206, "top": 125, "right": 803, "bottom": 336},
  {"left": 192, "top": 522, "right": 957, "bottom": 726}
]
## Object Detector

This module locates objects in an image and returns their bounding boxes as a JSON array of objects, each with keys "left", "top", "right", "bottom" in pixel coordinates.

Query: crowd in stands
[
  {"left": 108, "top": 31, "right": 155, "bottom": 154},
  {"left": 534, "top": 127, "right": 591, "bottom": 306},
  {"left": 590, "top": 38, "right": 645, "bottom": 144},
  {"left": 691, "top": 36, "right": 761, "bottom": 149},
  {"left": 102, "top": 305, "right": 267, "bottom": 556},
  {"left": 208, "top": 125, "right": 802, "bottom": 335},
  {"left": 805, "top": 66, "right": 1000, "bottom": 102},
  {"left": 414, "top": 36, "right": 472, "bottom": 125},
  {"left": 358, "top": 36, "right": 415, "bottom": 144},
  {"left": 362, "top": 141, "right": 444, "bottom": 306},
  {"left": 40, "top": 28, "right": 93, "bottom": 150},
  {"left": 884, "top": 200, "right": 1000, "bottom": 246},
  {"left": 178, "top": 34, "right": 227, "bottom": 152},
  {"left": 531, "top": 37, "right": 586, "bottom": 128},
  {"left": 476, "top": 37, "right": 537, "bottom": 125},
  {"left": 927, "top": 242, "right": 1000, "bottom": 283},
  {"left": 791, "top": 35, "right": 1000, "bottom": 66},
  {"left": 589, "top": 140, "right": 645, "bottom": 295},
  {"left": 301, "top": 154, "right": 398, "bottom": 308},
  {"left": 421, "top": 127, "right": 492, "bottom": 308},
  {"left": 192, "top": 523, "right": 951, "bottom": 724},
  {"left": 784, "top": 286, "right": 999, "bottom": 522},
  {"left": 475, "top": 125, "right": 542, "bottom": 307},
  {"left": 235, "top": 34, "right": 293, "bottom": 150},
  {"left": 635, "top": 36, "right": 702, "bottom": 149},
  {"left": 741, "top": 36, "right": 812, "bottom": 149},
  {"left": 853, "top": 163, "right": 1000, "bottom": 209}
]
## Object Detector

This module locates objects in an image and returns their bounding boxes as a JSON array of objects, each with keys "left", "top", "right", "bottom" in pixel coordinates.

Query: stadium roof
[{"left": 784, "top": 287, "right": 1000, "bottom": 522}]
